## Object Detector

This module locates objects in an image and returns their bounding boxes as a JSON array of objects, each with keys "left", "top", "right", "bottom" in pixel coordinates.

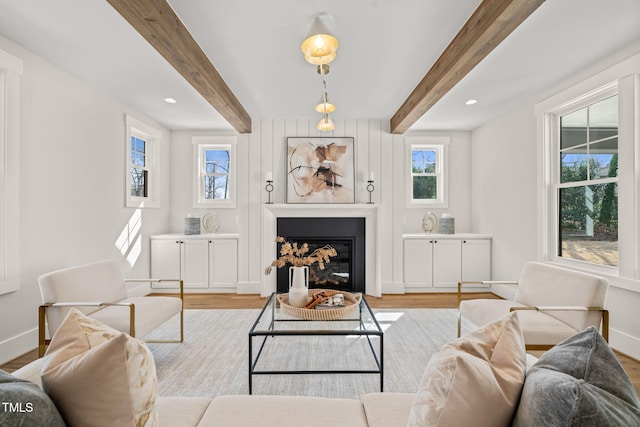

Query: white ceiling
[{"left": 0, "top": 0, "right": 638, "bottom": 132}]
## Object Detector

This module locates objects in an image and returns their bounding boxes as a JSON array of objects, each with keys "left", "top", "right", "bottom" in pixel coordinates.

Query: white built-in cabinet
[
  {"left": 403, "top": 234, "right": 491, "bottom": 290},
  {"left": 150, "top": 234, "right": 238, "bottom": 291}
]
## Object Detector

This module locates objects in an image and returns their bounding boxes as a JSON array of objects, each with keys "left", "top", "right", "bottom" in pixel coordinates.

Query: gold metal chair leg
[{"left": 38, "top": 305, "right": 48, "bottom": 358}]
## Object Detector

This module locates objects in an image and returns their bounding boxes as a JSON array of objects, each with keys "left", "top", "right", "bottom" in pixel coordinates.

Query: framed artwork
[{"left": 286, "top": 137, "right": 355, "bottom": 204}]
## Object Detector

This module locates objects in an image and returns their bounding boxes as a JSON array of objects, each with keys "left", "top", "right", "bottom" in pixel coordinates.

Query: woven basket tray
[{"left": 277, "top": 290, "right": 361, "bottom": 321}]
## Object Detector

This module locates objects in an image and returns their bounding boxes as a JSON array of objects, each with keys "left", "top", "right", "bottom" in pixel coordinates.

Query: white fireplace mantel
[{"left": 262, "top": 204, "right": 380, "bottom": 297}]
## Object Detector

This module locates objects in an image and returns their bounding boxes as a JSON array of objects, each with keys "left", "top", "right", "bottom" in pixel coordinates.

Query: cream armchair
[
  {"left": 38, "top": 259, "right": 184, "bottom": 356},
  {"left": 458, "top": 261, "right": 609, "bottom": 350}
]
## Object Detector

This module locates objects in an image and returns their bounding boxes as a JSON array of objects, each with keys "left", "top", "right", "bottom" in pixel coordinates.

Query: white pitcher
[{"left": 288, "top": 266, "right": 309, "bottom": 307}]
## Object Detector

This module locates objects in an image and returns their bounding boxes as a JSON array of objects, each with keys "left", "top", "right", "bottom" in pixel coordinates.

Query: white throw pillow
[
  {"left": 41, "top": 308, "right": 159, "bottom": 427},
  {"left": 407, "top": 312, "right": 526, "bottom": 427}
]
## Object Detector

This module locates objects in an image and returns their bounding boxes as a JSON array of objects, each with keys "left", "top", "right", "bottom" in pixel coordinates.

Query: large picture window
[
  {"left": 556, "top": 94, "right": 618, "bottom": 268},
  {"left": 405, "top": 137, "right": 449, "bottom": 208},
  {"left": 193, "top": 136, "right": 236, "bottom": 208}
]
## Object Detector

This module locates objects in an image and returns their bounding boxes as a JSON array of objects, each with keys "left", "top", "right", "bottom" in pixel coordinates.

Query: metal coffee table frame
[{"left": 248, "top": 292, "right": 384, "bottom": 394}]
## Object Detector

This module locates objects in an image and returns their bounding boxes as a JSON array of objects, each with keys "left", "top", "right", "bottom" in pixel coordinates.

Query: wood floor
[{"left": 3, "top": 292, "right": 639, "bottom": 395}]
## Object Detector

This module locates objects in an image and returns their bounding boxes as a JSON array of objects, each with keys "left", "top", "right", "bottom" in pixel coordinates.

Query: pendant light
[
  {"left": 315, "top": 96, "right": 336, "bottom": 114},
  {"left": 317, "top": 116, "right": 335, "bottom": 131},
  {"left": 301, "top": 14, "right": 338, "bottom": 65}
]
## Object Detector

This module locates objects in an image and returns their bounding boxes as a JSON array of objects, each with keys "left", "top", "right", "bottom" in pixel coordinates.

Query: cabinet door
[
  {"left": 433, "top": 239, "right": 462, "bottom": 287},
  {"left": 461, "top": 239, "right": 491, "bottom": 282},
  {"left": 404, "top": 239, "right": 433, "bottom": 287},
  {"left": 150, "top": 239, "right": 181, "bottom": 289},
  {"left": 209, "top": 239, "right": 238, "bottom": 288},
  {"left": 181, "top": 239, "right": 209, "bottom": 288}
]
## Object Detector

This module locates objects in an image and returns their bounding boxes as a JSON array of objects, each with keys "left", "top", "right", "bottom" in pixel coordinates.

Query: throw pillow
[
  {"left": 41, "top": 308, "right": 159, "bottom": 427},
  {"left": 407, "top": 312, "right": 526, "bottom": 427},
  {"left": 0, "top": 370, "right": 66, "bottom": 427},
  {"left": 512, "top": 326, "right": 640, "bottom": 426}
]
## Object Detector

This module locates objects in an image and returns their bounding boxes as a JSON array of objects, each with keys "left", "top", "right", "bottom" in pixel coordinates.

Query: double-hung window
[
  {"left": 406, "top": 137, "right": 449, "bottom": 208},
  {"left": 0, "top": 48, "right": 22, "bottom": 294},
  {"left": 552, "top": 90, "right": 619, "bottom": 268},
  {"left": 125, "top": 115, "right": 161, "bottom": 208},
  {"left": 193, "top": 136, "right": 236, "bottom": 208}
]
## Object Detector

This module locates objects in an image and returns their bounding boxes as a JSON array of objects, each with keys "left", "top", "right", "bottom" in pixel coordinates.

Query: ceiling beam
[
  {"left": 107, "top": 0, "right": 252, "bottom": 133},
  {"left": 390, "top": 0, "right": 545, "bottom": 134}
]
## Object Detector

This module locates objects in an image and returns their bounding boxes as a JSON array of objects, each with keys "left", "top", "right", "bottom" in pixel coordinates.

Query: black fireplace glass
[{"left": 276, "top": 217, "right": 365, "bottom": 293}]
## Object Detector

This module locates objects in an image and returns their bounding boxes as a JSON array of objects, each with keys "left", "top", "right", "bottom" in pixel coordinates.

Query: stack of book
[{"left": 315, "top": 293, "right": 345, "bottom": 310}]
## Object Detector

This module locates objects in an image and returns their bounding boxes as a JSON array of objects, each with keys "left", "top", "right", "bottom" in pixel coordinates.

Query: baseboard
[
  {"left": 381, "top": 282, "right": 405, "bottom": 294},
  {"left": 0, "top": 327, "right": 37, "bottom": 365},
  {"left": 236, "top": 281, "right": 261, "bottom": 294},
  {"left": 610, "top": 328, "right": 640, "bottom": 361}
]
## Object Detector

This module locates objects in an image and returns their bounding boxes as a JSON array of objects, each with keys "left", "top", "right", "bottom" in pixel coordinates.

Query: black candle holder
[
  {"left": 366, "top": 180, "right": 375, "bottom": 204},
  {"left": 265, "top": 180, "right": 274, "bottom": 204}
]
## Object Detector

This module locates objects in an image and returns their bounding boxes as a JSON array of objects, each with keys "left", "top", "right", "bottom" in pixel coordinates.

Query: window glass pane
[
  {"left": 412, "top": 150, "right": 436, "bottom": 173},
  {"left": 561, "top": 151, "right": 588, "bottom": 183},
  {"left": 413, "top": 176, "right": 437, "bottom": 200},
  {"left": 131, "top": 137, "right": 146, "bottom": 167},
  {"left": 589, "top": 96, "right": 618, "bottom": 142},
  {"left": 558, "top": 183, "right": 618, "bottom": 267},
  {"left": 205, "top": 149, "right": 230, "bottom": 173},
  {"left": 130, "top": 168, "right": 148, "bottom": 197},
  {"left": 132, "top": 152, "right": 145, "bottom": 167},
  {"left": 204, "top": 176, "right": 229, "bottom": 200},
  {"left": 560, "top": 107, "right": 587, "bottom": 149},
  {"left": 589, "top": 143, "right": 618, "bottom": 180}
]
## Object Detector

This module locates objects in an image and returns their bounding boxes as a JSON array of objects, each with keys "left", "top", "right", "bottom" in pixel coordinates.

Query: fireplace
[{"left": 276, "top": 217, "right": 365, "bottom": 293}]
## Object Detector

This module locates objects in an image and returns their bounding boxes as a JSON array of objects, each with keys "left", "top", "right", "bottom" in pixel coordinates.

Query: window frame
[
  {"left": 405, "top": 136, "right": 450, "bottom": 208},
  {"left": 192, "top": 136, "right": 237, "bottom": 208},
  {"left": 0, "top": 48, "right": 22, "bottom": 295},
  {"left": 125, "top": 115, "right": 161, "bottom": 208},
  {"left": 544, "top": 82, "right": 620, "bottom": 274}
]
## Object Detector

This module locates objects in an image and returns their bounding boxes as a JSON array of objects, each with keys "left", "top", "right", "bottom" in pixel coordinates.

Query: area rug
[{"left": 146, "top": 308, "right": 473, "bottom": 399}]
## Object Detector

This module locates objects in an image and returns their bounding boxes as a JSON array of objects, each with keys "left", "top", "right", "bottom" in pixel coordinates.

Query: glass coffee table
[{"left": 248, "top": 292, "right": 384, "bottom": 394}]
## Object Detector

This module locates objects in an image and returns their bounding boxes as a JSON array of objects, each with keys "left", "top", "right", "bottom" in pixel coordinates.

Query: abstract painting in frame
[{"left": 286, "top": 137, "right": 355, "bottom": 204}]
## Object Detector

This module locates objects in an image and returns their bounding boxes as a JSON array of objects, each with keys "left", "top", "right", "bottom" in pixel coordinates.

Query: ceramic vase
[{"left": 288, "top": 266, "right": 309, "bottom": 307}]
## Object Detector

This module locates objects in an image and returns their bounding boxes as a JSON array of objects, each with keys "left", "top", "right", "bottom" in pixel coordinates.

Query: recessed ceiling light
[
  {"left": 164, "top": 97, "right": 177, "bottom": 104},
  {"left": 465, "top": 99, "right": 477, "bottom": 105}
]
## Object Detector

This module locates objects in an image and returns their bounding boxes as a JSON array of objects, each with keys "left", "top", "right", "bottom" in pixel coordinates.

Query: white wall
[
  {"left": 0, "top": 36, "right": 171, "bottom": 364},
  {"left": 471, "top": 103, "right": 539, "bottom": 284},
  {"left": 168, "top": 120, "right": 473, "bottom": 295}
]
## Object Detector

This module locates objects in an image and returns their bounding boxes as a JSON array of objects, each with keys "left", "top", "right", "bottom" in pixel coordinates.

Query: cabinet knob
[{"left": 463, "top": 240, "right": 467, "bottom": 243}]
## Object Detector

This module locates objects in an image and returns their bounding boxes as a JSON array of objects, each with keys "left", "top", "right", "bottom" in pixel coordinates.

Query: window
[
  {"left": 193, "top": 136, "right": 237, "bottom": 208},
  {"left": 406, "top": 137, "right": 449, "bottom": 208},
  {"left": 130, "top": 136, "right": 148, "bottom": 198},
  {"left": 125, "top": 115, "right": 160, "bottom": 208},
  {"left": 0, "top": 49, "right": 22, "bottom": 294},
  {"left": 546, "top": 85, "right": 619, "bottom": 269}
]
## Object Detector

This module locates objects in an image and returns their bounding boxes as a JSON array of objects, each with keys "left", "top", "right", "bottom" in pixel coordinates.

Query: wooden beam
[
  {"left": 107, "top": 0, "right": 252, "bottom": 133},
  {"left": 390, "top": 0, "right": 545, "bottom": 134}
]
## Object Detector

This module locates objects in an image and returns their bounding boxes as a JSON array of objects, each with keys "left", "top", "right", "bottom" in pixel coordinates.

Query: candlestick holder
[
  {"left": 366, "top": 180, "right": 375, "bottom": 204},
  {"left": 265, "top": 180, "right": 274, "bottom": 204}
]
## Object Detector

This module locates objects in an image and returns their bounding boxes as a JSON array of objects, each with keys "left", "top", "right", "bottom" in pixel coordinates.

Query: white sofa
[{"left": 11, "top": 358, "right": 413, "bottom": 427}]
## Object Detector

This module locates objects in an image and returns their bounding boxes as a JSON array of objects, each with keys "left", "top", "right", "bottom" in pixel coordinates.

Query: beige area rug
[{"left": 146, "top": 308, "right": 473, "bottom": 399}]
